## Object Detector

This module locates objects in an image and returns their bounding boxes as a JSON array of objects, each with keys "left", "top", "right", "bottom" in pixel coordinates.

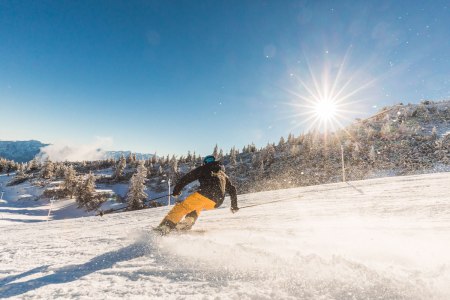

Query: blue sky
[{"left": 1, "top": 0, "right": 449, "bottom": 156}]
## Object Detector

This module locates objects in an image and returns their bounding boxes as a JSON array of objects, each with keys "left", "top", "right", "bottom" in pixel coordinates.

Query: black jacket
[{"left": 172, "top": 161, "right": 238, "bottom": 208}]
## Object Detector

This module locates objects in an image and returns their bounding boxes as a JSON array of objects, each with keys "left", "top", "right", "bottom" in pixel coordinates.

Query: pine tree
[
  {"left": 63, "top": 165, "right": 78, "bottom": 198},
  {"left": 54, "top": 163, "right": 66, "bottom": 179},
  {"left": 186, "top": 151, "right": 192, "bottom": 162},
  {"left": 170, "top": 155, "right": 178, "bottom": 174},
  {"left": 352, "top": 142, "right": 361, "bottom": 161},
  {"left": 75, "top": 172, "right": 97, "bottom": 210},
  {"left": 0, "top": 158, "right": 6, "bottom": 173},
  {"left": 115, "top": 155, "right": 126, "bottom": 181},
  {"left": 287, "top": 133, "right": 295, "bottom": 144},
  {"left": 41, "top": 159, "right": 55, "bottom": 179},
  {"left": 265, "top": 143, "right": 276, "bottom": 164},
  {"left": 431, "top": 126, "right": 438, "bottom": 140},
  {"left": 212, "top": 144, "right": 218, "bottom": 157},
  {"left": 28, "top": 157, "right": 40, "bottom": 172},
  {"left": 230, "top": 147, "right": 237, "bottom": 165},
  {"left": 16, "top": 163, "right": 25, "bottom": 177},
  {"left": 126, "top": 162, "right": 148, "bottom": 210}
]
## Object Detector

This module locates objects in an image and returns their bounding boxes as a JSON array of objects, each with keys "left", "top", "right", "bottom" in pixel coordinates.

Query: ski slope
[{"left": 1, "top": 172, "right": 450, "bottom": 299}]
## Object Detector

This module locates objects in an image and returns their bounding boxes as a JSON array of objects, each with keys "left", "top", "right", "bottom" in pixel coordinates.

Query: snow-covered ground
[{"left": 1, "top": 172, "right": 450, "bottom": 299}]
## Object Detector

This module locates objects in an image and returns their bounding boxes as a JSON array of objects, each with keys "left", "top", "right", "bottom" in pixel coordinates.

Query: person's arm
[
  {"left": 225, "top": 177, "right": 238, "bottom": 212},
  {"left": 172, "top": 167, "right": 201, "bottom": 196}
]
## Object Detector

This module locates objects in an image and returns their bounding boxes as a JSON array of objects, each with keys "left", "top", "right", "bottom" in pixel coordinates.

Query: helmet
[{"left": 203, "top": 155, "right": 216, "bottom": 165}]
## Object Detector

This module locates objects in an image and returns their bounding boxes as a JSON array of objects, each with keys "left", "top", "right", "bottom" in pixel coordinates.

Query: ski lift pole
[
  {"left": 167, "top": 179, "right": 171, "bottom": 207},
  {"left": 341, "top": 144, "right": 346, "bottom": 182},
  {"left": 47, "top": 197, "right": 55, "bottom": 222}
]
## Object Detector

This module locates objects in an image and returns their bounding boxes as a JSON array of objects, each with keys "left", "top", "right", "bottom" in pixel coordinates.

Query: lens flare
[
  {"left": 314, "top": 99, "right": 338, "bottom": 121},
  {"left": 282, "top": 49, "right": 377, "bottom": 138}
]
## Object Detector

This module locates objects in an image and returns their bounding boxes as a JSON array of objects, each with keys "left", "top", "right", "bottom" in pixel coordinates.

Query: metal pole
[
  {"left": 47, "top": 197, "right": 55, "bottom": 222},
  {"left": 341, "top": 144, "right": 346, "bottom": 182},
  {"left": 167, "top": 179, "right": 171, "bottom": 207}
]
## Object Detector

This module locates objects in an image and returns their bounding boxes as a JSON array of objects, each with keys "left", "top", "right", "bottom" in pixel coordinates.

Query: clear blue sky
[{"left": 1, "top": 0, "right": 449, "bottom": 156}]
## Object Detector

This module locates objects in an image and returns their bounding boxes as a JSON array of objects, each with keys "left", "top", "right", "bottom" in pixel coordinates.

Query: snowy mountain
[
  {"left": 0, "top": 140, "right": 154, "bottom": 163},
  {"left": 0, "top": 140, "right": 48, "bottom": 163},
  {"left": 1, "top": 172, "right": 449, "bottom": 299}
]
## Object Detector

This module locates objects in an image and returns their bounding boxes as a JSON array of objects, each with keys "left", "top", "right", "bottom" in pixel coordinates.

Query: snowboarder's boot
[
  {"left": 175, "top": 211, "right": 198, "bottom": 231},
  {"left": 153, "top": 219, "right": 176, "bottom": 236},
  {"left": 176, "top": 216, "right": 196, "bottom": 231}
]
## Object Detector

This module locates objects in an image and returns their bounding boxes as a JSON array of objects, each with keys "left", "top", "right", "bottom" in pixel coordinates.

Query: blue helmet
[{"left": 203, "top": 155, "right": 216, "bottom": 165}]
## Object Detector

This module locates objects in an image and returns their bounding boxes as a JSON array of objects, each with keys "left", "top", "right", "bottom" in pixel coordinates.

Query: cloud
[{"left": 39, "top": 137, "right": 113, "bottom": 162}]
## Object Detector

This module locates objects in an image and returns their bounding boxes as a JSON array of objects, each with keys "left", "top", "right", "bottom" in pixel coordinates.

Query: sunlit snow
[{"left": 1, "top": 172, "right": 450, "bottom": 299}]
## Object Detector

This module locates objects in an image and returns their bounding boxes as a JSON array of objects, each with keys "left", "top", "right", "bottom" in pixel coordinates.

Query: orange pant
[{"left": 164, "top": 192, "right": 216, "bottom": 224}]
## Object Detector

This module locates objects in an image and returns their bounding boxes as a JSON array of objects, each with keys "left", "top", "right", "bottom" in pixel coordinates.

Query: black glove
[{"left": 231, "top": 207, "right": 239, "bottom": 214}]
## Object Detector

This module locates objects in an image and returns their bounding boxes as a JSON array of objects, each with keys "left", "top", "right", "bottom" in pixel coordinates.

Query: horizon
[{"left": 1, "top": 0, "right": 449, "bottom": 157}]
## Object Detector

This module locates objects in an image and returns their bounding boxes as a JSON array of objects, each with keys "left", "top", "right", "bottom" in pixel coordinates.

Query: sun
[
  {"left": 314, "top": 98, "right": 338, "bottom": 121},
  {"left": 283, "top": 49, "right": 376, "bottom": 136}
]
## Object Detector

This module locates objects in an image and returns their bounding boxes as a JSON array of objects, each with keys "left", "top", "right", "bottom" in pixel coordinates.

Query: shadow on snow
[{"left": 0, "top": 241, "right": 149, "bottom": 298}]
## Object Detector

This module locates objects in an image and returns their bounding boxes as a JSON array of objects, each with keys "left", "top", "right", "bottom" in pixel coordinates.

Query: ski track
[{"left": 1, "top": 172, "right": 450, "bottom": 299}]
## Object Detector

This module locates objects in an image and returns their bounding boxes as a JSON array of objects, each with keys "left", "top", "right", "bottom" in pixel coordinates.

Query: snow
[{"left": 1, "top": 172, "right": 450, "bottom": 299}]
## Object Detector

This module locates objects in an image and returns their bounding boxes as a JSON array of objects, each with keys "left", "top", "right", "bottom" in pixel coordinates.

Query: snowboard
[{"left": 152, "top": 226, "right": 207, "bottom": 236}]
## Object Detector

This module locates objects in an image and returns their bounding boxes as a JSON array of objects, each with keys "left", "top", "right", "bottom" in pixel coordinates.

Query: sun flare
[
  {"left": 314, "top": 99, "right": 338, "bottom": 121},
  {"left": 283, "top": 50, "right": 376, "bottom": 137}
]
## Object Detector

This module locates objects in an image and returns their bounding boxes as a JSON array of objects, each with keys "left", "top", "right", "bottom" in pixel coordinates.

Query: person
[{"left": 154, "top": 155, "right": 238, "bottom": 235}]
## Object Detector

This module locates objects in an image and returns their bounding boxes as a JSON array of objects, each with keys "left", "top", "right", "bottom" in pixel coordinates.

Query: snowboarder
[{"left": 154, "top": 155, "right": 238, "bottom": 235}]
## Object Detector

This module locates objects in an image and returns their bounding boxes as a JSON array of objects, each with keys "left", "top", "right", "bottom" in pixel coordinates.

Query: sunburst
[{"left": 284, "top": 50, "right": 376, "bottom": 139}]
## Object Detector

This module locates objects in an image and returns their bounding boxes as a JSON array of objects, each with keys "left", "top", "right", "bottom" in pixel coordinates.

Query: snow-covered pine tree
[
  {"left": 126, "top": 161, "right": 148, "bottom": 210},
  {"left": 170, "top": 155, "right": 178, "bottom": 174},
  {"left": 287, "top": 133, "right": 295, "bottom": 144},
  {"left": 186, "top": 151, "right": 192, "bottom": 162},
  {"left": 54, "top": 163, "right": 63, "bottom": 179},
  {"left": 115, "top": 155, "right": 126, "bottom": 181},
  {"left": 28, "top": 157, "right": 40, "bottom": 172},
  {"left": 213, "top": 144, "right": 219, "bottom": 157},
  {"left": 16, "top": 163, "right": 25, "bottom": 177},
  {"left": 63, "top": 165, "right": 78, "bottom": 198},
  {"left": 230, "top": 147, "right": 237, "bottom": 165},
  {"left": 0, "top": 158, "right": 6, "bottom": 173},
  {"left": 75, "top": 172, "right": 97, "bottom": 210},
  {"left": 41, "top": 159, "right": 55, "bottom": 179},
  {"left": 431, "top": 126, "right": 438, "bottom": 140},
  {"left": 352, "top": 142, "right": 361, "bottom": 162},
  {"left": 265, "top": 143, "right": 276, "bottom": 164}
]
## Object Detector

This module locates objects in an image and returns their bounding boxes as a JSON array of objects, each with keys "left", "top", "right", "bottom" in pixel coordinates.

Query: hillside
[
  {"left": 1, "top": 172, "right": 449, "bottom": 299},
  {"left": 0, "top": 140, "right": 48, "bottom": 163},
  {"left": 1, "top": 100, "right": 449, "bottom": 215}
]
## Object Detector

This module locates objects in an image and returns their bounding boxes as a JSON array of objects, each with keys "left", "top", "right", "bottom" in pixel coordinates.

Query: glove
[{"left": 230, "top": 207, "right": 239, "bottom": 214}]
